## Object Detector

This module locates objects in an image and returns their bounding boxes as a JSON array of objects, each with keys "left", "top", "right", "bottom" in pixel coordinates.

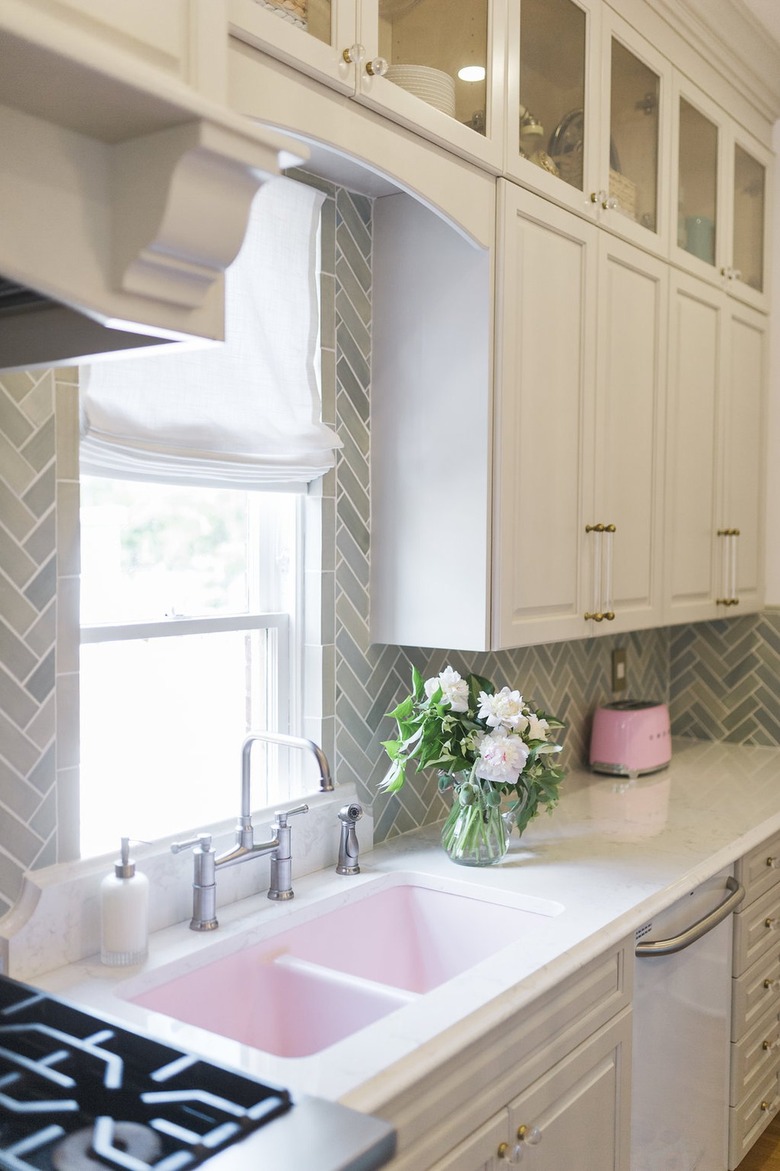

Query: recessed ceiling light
[{"left": 457, "top": 65, "right": 486, "bottom": 82}]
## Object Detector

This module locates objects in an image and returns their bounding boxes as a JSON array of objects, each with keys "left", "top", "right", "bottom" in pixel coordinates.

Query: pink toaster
[{"left": 589, "top": 700, "right": 671, "bottom": 776}]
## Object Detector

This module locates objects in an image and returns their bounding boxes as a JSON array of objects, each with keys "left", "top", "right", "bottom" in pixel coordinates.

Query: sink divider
[{"left": 271, "top": 953, "right": 419, "bottom": 1008}]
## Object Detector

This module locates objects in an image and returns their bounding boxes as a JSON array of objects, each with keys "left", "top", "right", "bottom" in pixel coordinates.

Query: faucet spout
[
  {"left": 214, "top": 835, "right": 279, "bottom": 870},
  {"left": 237, "top": 732, "right": 332, "bottom": 847}
]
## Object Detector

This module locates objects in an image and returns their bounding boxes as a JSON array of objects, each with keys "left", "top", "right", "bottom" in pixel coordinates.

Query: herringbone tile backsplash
[
  {"left": 670, "top": 613, "right": 780, "bottom": 744},
  {"left": 0, "top": 370, "right": 59, "bottom": 914},
  {"left": 0, "top": 177, "right": 778, "bottom": 918},
  {"left": 328, "top": 181, "right": 780, "bottom": 842}
]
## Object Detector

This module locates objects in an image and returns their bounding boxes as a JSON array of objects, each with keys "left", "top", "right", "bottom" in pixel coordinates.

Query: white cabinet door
[
  {"left": 229, "top": 0, "right": 358, "bottom": 94},
  {"left": 593, "top": 233, "right": 667, "bottom": 634},
  {"left": 664, "top": 270, "right": 721, "bottom": 623},
  {"left": 495, "top": 181, "right": 665, "bottom": 647},
  {"left": 493, "top": 181, "right": 598, "bottom": 648},
  {"left": 507, "top": 1014, "right": 632, "bottom": 1171},
  {"left": 721, "top": 301, "right": 767, "bottom": 612},
  {"left": 664, "top": 269, "right": 766, "bottom": 623},
  {"left": 428, "top": 1112, "right": 507, "bottom": 1171}
]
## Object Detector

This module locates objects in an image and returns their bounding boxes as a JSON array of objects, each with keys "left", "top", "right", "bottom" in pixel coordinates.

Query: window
[
  {"left": 76, "top": 177, "right": 340, "bottom": 859},
  {"left": 79, "top": 478, "right": 303, "bottom": 857}
]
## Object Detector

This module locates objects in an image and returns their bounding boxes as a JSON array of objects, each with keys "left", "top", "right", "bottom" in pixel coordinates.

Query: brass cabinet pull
[
  {"left": 717, "top": 529, "right": 740, "bottom": 606},
  {"left": 585, "top": 523, "right": 617, "bottom": 623}
]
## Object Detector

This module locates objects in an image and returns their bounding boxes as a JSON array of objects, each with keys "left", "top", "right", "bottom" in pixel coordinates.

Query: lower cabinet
[
  {"left": 379, "top": 940, "right": 633, "bottom": 1170},
  {"left": 428, "top": 1016, "right": 630, "bottom": 1170},
  {"left": 730, "top": 832, "right": 780, "bottom": 1167}
]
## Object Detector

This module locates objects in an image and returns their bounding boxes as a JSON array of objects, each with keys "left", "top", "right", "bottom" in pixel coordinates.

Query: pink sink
[{"left": 129, "top": 880, "right": 562, "bottom": 1057}]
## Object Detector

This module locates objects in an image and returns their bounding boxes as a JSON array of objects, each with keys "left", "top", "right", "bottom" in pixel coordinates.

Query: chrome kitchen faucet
[{"left": 171, "top": 732, "right": 333, "bottom": 930}]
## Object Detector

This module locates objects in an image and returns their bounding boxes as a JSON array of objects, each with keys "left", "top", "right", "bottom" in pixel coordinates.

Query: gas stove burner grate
[{"left": 0, "top": 977, "right": 292, "bottom": 1171}]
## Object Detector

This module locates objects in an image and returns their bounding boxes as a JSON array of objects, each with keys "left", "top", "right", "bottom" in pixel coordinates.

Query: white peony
[
  {"left": 477, "top": 686, "right": 527, "bottom": 730},
  {"left": 525, "top": 712, "right": 550, "bottom": 741},
  {"left": 424, "top": 666, "right": 469, "bottom": 713},
  {"left": 475, "top": 729, "right": 530, "bottom": 785}
]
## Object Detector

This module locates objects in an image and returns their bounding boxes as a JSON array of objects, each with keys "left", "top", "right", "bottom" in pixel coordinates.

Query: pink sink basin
[
  {"left": 129, "top": 880, "right": 562, "bottom": 1057},
  {"left": 260, "top": 880, "right": 555, "bottom": 993},
  {"left": 132, "top": 952, "right": 411, "bottom": 1058}
]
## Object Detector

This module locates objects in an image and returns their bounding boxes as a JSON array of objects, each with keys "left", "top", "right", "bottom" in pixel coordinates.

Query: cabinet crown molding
[{"left": 651, "top": 0, "right": 780, "bottom": 123}]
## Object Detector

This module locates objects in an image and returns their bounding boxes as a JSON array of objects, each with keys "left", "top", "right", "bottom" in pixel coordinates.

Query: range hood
[{"left": 0, "top": 5, "right": 306, "bottom": 372}]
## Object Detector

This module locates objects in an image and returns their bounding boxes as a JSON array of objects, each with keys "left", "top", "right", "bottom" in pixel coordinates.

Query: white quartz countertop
[{"left": 32, "top": 738, "right": 780, "bottom": 1117}]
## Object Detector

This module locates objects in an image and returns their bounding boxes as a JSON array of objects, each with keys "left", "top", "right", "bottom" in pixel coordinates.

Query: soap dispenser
[{"left": 100, "top": 837, "right": 149, "bottom": 966}]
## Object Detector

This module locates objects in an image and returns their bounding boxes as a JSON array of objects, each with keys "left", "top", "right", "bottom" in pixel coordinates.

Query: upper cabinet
[
  {"left": 228, "top": 0, "right": 507, "bottom": 170},
  {"left": 664, "top": 270, "right": 767, "bottom": 624},
  {"left": 671, "top": 75, "right": 771, "bottom": 311},
  {"left": 493, "top": 182, "right": 666, "bottom": 650},
  {"left": 507, "top": 0, "right": 671, "bottom": 256}
]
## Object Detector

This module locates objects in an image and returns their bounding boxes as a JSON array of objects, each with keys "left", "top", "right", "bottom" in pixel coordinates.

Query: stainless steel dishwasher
[{"left": 631, "top": 866, "right": 745, "bottom": 1171}]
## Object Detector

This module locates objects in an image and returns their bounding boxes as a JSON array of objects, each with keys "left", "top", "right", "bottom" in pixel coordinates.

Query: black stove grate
[{"left": 0, "top": 976, "right": 292, "bottom": 1171}]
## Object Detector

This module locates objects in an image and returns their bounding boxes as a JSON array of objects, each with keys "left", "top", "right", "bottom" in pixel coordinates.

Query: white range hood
[{"left": 0, "top": 3, "right": 306, "bottom": 372}]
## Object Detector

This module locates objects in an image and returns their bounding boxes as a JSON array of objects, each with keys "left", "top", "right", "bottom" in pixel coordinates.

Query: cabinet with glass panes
[
  {"left": 228, "top": 0, "right": 507, "bottom": 170},
  {"left": 508, "top": 0, "right": 672, "bottom": 256},
  {"left": 671, "top": 74, "right": 769, "bottom": 311}
]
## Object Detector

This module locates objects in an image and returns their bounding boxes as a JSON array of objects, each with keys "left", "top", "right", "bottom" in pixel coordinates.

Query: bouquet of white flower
[{"left": 381, "top": 666, "right": 565, "bottom": 860}]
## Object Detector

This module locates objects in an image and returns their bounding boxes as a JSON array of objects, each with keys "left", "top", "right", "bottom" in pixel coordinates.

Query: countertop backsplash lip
[
  {"left": 0, "top": 783, "right": 372, "bottom": 981},
  {"left": 25, "top": 737, "right": 780, "bottom": 1114}
]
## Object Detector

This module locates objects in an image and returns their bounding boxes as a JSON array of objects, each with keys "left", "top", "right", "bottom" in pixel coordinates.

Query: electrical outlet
[{"left": 611, "top": 648, "right": 627, "bottom": 693}]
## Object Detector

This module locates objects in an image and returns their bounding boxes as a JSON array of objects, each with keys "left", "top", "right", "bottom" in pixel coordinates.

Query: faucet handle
[
  {"left": 273, "top": 803, "right": 309, "bottom": 828},
  {"left": 171, "top": 832, "right": 213, "bottom": 854}
]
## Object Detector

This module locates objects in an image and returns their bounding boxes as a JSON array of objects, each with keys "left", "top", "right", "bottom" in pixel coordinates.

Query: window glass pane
[
  {"left": 80, "top": 479, "right": 296, "bottom": 624},
  {"left": 80, "top": 630, "right": 273, "bottom": 856},
  {"left": 79, "top": 478, "right": 302, "bottom": 859}
]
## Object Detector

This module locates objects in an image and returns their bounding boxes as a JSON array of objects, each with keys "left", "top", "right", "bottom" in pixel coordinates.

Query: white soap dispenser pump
[{"left": 100, "top": 837, "right": 149, "bottom": 966}]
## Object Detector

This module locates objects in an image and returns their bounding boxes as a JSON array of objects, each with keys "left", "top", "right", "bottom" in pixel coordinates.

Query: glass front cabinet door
[
  {"left": 229, "top": 0, "right": 359, "bottom": 93},
  {"left": 229, "top": 0, "right": 506, "bottom": 169},
  {"left": 673, "top": 81, "right": 721, "bottom": 276},
  {"left": 729, "top": 132, "right": 770, "bottom": 310},
  {"left": 509, "top": 2, "right": 670, "bottom": 253},
  {"left": 508, "top": 0, "right": 598, "bottom": 215},
  {"left": 670, "top": 73, "right": 770, "bottom": 310},
  {"left": 600, "top": 10, "right": 671, "bottom": 252},
  {"left": 355, "top": 0, "right": 506, "bottom": 170}
]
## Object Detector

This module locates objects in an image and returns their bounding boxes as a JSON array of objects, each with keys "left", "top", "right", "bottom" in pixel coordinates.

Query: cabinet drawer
[
  {"left": 736, "top": 833, "right": 780, "bottom": 906},
  {"left": 733, "top": 947, "right": 780, "bottom": 1038},
  {"left": 730, "top": 999, "right": 780, "bottom": 1106},
  {"left": 733, "top": 884, "right": 780, "bottom": 977},
  {"left": 729, "top": 1067, "right": 780, "bottom": 1169}
]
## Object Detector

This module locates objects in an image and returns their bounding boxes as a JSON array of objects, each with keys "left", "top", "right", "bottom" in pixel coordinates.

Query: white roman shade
[{"left": 79, "top": 177, "right": 341, "bottom": 489}]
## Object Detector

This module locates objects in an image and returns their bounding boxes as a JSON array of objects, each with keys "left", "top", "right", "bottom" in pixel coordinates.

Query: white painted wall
[{"left": 764, "top": 119, "right": 780, "bottom": 603}]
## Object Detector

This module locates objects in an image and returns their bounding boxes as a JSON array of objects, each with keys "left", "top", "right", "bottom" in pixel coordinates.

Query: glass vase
[{"left": 441, "top": 782, "right": 508, "bottom": 867}]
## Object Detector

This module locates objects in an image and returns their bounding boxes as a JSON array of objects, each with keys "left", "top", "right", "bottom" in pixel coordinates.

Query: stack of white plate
[
  {"left": 385, "top": 65, "right": 456, "bottom": 117},
  {"left": 256, "top": 0, "right": 307, "bottom": 30}
]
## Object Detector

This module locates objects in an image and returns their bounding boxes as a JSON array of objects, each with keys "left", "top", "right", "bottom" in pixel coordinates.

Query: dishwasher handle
[{"left": 635, "top": 876, "right": 745, "bottom": 957}]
